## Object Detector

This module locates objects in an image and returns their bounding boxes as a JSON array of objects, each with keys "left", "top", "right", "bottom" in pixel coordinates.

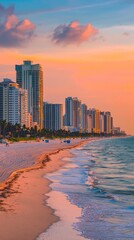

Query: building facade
[
  {"left": 87, "top": 114, "right": 92, "bottom": 133},
  {"left": 15, "top": 60, "right": 43, "bottom": 129},
  {"left": 0, "top": 79, "right": 29, "bottom": 127},
  {"left": 72, "top": 97, "right": 82, "bottom": 131},
  {"left": 0, "top": 79, "right": 10, "bottom": 122},
  {"left": 81, "top": 104, "right": 88, "bottom": 133},
  {"left": 100, "top": 112, "right": 105, "bottom": 133},
  {"left": 65, "top": 97, "right": 73, "bottom": 126},
  {"left": 8, "top": 82, "right": 19, "bottom": 125},
  {"left": 88, "top": 108, "right": 100, "bottom": 133},
  {"left": 18, "top": 88, "right": 29, "bottom": 127},
  {"left": 104, "top": 112, "right": 112, "bottom": 134},
  {"left": 0, "top": 79, "right": 19, "bottom": 125},
  {"left": 44, "top": 102, "right": 63, "bottom": 131},
  {"left": 65, "top": 97, "right": 82, "bottom": 132}
]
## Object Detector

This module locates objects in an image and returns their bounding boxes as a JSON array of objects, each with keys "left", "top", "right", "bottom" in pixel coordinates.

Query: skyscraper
[
  {"left": 0, "top": 79, "right": 11, "bottom": 122},
  {"left": 15, "top": 60, "right": 43, "bottom": 129},
  {"left": 87, "top": 114, "right": 92, "bottom": 133},
  {"left": 104, "top": 112, "right": 113, "bottom": 134},
  {"left": 44, "top": 102, "right": 63, "bottom": 131},
  {"left": 72, "top": 97, "right": 82, "bottom": 131},
  {"left": 81, "top": 104, "right": 88, "bottom": 133},
  {"left": 65, "top": 97, "right": 82, "bottom": 131},
  {"left": 0, "top": 79, "right": 19, "bottom": 125},
  {"left": 100, "top": 112, "right": 105, "bottom": 133},
  {"left": 0, "top": 79, "right": 29, "bottom": 127},
  {"left": 8, "top": 82, "right": 19, "bottom": 125},
  {"left": 88, "top": 108, "right": 100, "bottom": 133},
  {"left": 65, "top": 97, "right": 73, "bottom": 126},
  {"left": 18, "top": 88, "right": 29, "bottom": 127}
]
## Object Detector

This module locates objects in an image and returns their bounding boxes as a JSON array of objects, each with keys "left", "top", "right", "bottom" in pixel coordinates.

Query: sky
[{"left": 0, "top": 0, "right": 134, "bottom": 134}]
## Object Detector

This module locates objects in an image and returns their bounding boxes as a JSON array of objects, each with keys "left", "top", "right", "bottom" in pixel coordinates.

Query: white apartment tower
[
  {"left": 0, "top": 79, "right": 19, "bottom": 125},
  {"left": 0, "top": 79, "right": 29, "bottom": 127}
]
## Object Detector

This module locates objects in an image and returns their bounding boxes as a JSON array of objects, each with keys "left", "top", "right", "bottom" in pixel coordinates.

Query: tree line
[{"left": 0, "top": 120, "right": 126, "bottom": 142}]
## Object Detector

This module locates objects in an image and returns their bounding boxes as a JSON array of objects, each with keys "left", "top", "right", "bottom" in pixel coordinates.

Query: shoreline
[
  {"left": 0, "top": 138, "right": 90, "bottom": 240},
  {"left": 0, "top": 138, "right": 88, "bottom": 192}
]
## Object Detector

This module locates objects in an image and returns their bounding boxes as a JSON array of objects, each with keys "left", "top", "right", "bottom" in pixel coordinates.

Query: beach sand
[
  {"left": 37, "top": 191, "right": 88, "bottom": 240},
  {"left": 0, "top": 138, "right": 89, "bottom": 240}
]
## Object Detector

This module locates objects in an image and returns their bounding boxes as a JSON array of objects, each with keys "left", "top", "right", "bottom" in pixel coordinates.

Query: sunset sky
[{"left": 0, "top": 0, "right": 134, "bottom": 134}]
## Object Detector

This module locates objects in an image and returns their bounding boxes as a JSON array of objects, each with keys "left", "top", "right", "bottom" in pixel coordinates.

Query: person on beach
[{"left": 6, "top": 142, "right": 9, "bottom": 147}]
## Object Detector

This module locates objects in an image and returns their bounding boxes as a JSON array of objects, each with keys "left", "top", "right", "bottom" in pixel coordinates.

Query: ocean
[{"left": 37, "top": 137, "right": 134, "bottom": 240}]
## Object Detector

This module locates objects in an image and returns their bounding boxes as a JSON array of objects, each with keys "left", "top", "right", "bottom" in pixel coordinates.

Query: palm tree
[{"left": 0, "top": 120, "right": 7, "bottom": 137}]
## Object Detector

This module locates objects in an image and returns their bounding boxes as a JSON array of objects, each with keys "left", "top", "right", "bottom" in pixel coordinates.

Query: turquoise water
[{"left": 46, "top": 137, "right": 134, "bottom": 240}]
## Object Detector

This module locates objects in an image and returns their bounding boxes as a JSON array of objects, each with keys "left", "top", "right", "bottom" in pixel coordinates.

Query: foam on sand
[{"left": 37, "top": 191, "right": 89, "bottom": 240}]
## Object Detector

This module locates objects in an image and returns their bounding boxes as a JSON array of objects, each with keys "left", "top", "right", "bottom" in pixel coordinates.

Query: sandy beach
[{"left": 0, "top": 138, "right": 89, "bottom": 240}]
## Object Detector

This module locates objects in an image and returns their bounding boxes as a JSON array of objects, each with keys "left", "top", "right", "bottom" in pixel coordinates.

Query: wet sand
[
  {"left": 0, "top": 138, "right": 89, "bottom": 240},
  {"left": 37, "top": 191, "right": 88, "bottom": 240}
]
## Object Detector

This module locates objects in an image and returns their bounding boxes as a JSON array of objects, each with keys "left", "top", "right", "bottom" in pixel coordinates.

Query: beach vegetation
[{"left": 0, "top": 120, "right": 126, "bottom": 142}]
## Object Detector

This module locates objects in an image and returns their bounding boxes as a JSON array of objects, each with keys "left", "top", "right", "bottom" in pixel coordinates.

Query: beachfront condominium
[
  {"left": 44, "top": 102, "right": 63, "bottom": 131},
  {"left": 72, "top": 97, "right": 82, "bottom": 131},
  {"left": 65, "top": 97, "right": 74, "bottom": 126},
  {"left": 15, "top": 60, "right": 43, "bottom": 129},
  {"left": 0, "top": 79, "right": 28, "bottom": 126},
  {"left": 81, "top": 104, "right": 88, "bottom": 133},
  {"left": 100, "top": 112, "right": 105, "bottom": 133},
  {"left": 0, "top": 79, "right": 19, "bottom": 125},
  {"left": 87, "top": 114, "right": 92, "bottom": 133},
  {"left": 64, "top": 98, "right": 114, "bottom": 134},
  {"left": 18, "top": 88, "right": 29, "bottom": 127},
  {"left": 104, "top": 112, "right": 113, "bottom": 134},
  {"left": 87, "top": 109, "right": 100, "bottom": 134},
  {"left": 0, "top": 79, "right": 9, "bottom": 122},
  {"left": 65, "top": 97, "right": 82, "bottom": 132}
]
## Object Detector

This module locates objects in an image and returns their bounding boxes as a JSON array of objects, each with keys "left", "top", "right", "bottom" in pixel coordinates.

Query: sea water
[{"left": 37, "top": 137, "right": 134, "bottom": 240}]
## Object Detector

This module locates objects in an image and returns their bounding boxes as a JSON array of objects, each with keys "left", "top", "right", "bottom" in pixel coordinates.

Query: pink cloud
[
  {"left": 5, "top": 15, "right": 18, "bottom": 30},
  {"left": 123, "top": 32, "right": 130, "bottom": 37},
  {"left": 52, "top": 20, "right": 98, "bottom": 45},
  {"left": 0, "top": 4, "right": 36, "bottom": 47}
]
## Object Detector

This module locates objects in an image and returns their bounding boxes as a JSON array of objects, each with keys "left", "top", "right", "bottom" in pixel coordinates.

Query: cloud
[
  {"left": 0, "top": 4, "right": 36, "bottom": 47},
  {"left": 123, "top": 32, "right": 130, "bottom": 36},
  {"left": 52, "top": 21, "right": 98, "bottom": 45},
  {"left": 0, "top": 4, "right": 14, "bottom": 16}
]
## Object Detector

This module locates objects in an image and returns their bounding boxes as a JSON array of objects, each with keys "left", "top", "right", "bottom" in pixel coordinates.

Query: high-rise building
[
  {"left": 65, "top": 97, "right": 73, "bottom": 126},
  {"left": 65, "top": 97, "right": 82, "bottom": 131},
  {"left": 95, "top": 109, "right": 100, "bottom": 134},
  {"left": 88, "top": 108, "right": 100, "bottom": 133},
  {"left": 72, "top": 97, "right": 82, "bottom": 131},
  {"left": 88, "top": 109, "right": 94, "bottom": 133},
  {"left": 81, "top": 104, "right": 88, "bottom": 133},
  {"left": 111, "top": 117, "right": 113, "bottom": 134},
  {"left": 0, "top": 79, "right": 19, "bottom": 125},
  {"left": 0, "top": 79, "right": 29, "bottom": 127},
  {"left": 44, "top": 102, "right": 63, "bottom": 131},
  {"left": 87, "top": 114, "right": 92, "bottom": 133},
  {"left": 15, "top": 60, "right": 43, "bottom": 129},
  {"left": 8, "top": 82, "right": 19, "bottom": 125},
  {"left": 0, "top": 78, "right": 11, "bottom": 122},
  {"left": 100, "top": 112, "right": 105, "bottom": 133},
  {"left": 104, "top": 112, "right": 112, "bottom": 134},
  {"left": 18, "top": 88, "right": 29, "bottom": 127}
]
